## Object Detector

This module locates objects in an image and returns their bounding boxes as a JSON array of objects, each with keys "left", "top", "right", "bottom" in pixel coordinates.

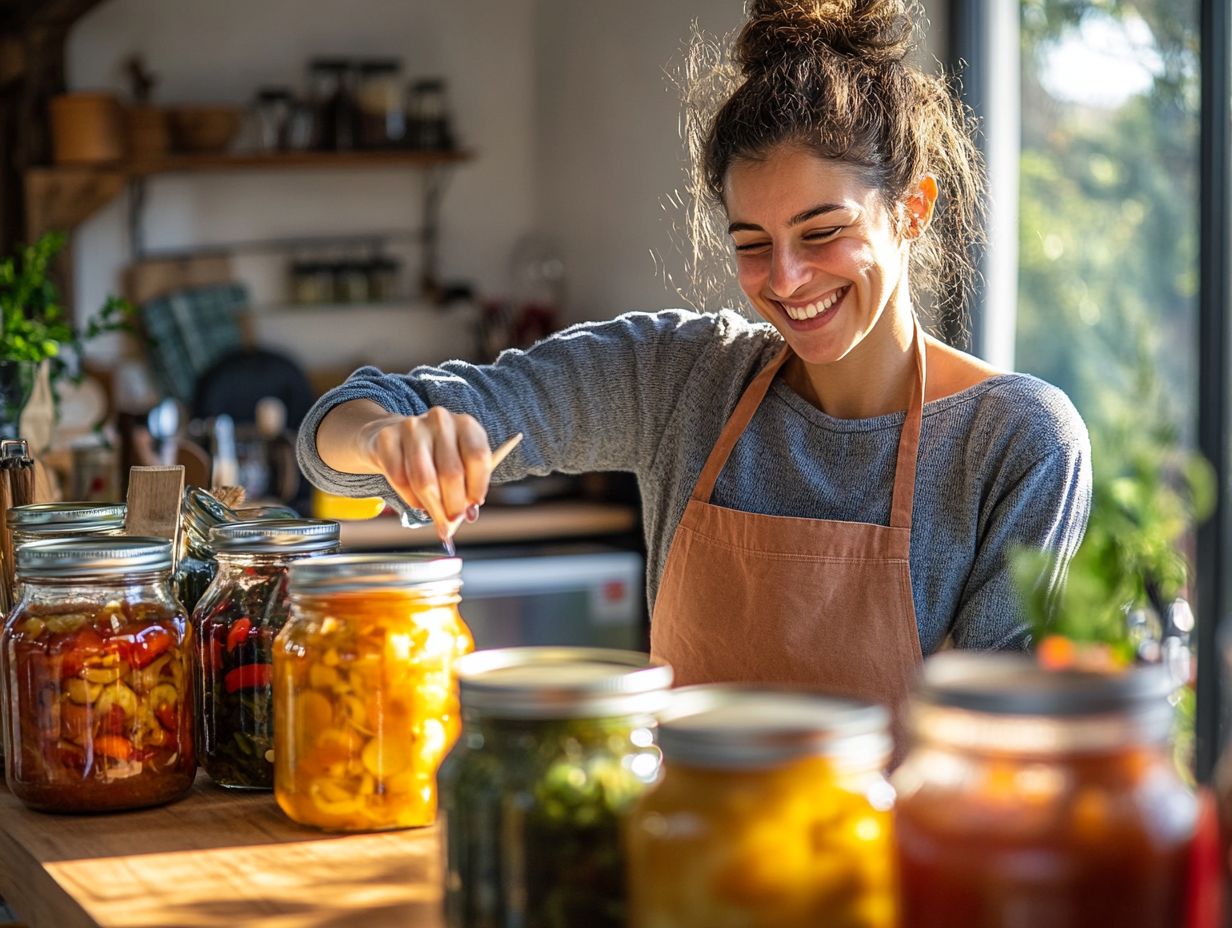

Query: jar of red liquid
[
  {"left": 894, "top": 652, "right": 1195, "bottom": 928},
  {"left": 0, "top": 537, "right": 196, "bottom": 812}
]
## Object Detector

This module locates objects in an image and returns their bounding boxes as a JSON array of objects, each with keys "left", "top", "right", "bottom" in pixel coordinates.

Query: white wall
[{"left": 66, "top": 0, "right": 950, "bottom": 368}]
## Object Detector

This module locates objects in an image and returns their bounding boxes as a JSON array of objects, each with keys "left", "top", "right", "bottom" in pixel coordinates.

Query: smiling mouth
[{"left": 778, "top": 285, "right": 850, "bottom": 322}]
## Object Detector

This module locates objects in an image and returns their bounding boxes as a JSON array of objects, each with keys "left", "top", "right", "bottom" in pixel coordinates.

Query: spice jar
[
  {"left": 356, "top": 59, "right": 405, "bottom": 148},
  {"left": 194, "top": 519, "right": 340, "bottom": 789},
  {"left": 0, "top": 537, "right": 195, "bottom": 812},
  {"left": 894, "top": 652, "right": 1195, "bottom": 928},
  {"left": 273, "top": 553, "right": 473, "bottom": 831},
  {"left": 627, "top": 686, "right": 895, "bottom": 928},
  {"left": 439, "top": 647, "right": 672, "bottom": 928}
]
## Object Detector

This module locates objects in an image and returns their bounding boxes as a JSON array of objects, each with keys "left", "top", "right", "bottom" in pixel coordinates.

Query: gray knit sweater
[{"left": 297, "top": 309, "right": 1092, "bottom": 654}]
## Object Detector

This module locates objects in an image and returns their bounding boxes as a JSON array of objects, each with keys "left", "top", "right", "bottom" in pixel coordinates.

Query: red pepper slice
[
  {"left": 129, "top": 627, "right": 174, "bottom": 669},
  {"left": 57, "top": 627, "right": 106, "bottom": 679},
  {"left": 224, "top": 662, "right": 272, "bottom": 693},
  {"left": 226, "top": 618, "right": 253, "bottom": 654},
  {"left": 94, "top": 734, "right": 134, "bottom": 761}
]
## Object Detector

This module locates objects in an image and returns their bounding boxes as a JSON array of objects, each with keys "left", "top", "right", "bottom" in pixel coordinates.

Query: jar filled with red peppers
[
  {"left": 194, "top": 519, "right": 340, "bottom": 789},
  {"left": 0, "top": 537, "right": 196, "bottom": 812}
]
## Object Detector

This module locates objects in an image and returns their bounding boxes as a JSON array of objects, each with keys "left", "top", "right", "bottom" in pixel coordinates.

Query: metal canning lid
[
  {"left": 657, "top": 685, "right": 891, "bottom": 768},
  {"left": 9, "top": 502, "right": 127, "bottom": 536},
  {"left": 16, "top": 536, "right": 173, "bottom": 578},
  {"left": 456, "top": 647, "right": 674, "bottom": 719},
  {"left": 289, "top": 552, "right": 461, "bottom": 594},
  {"left": 211, "top": 518, "right": 340, "bottom": 554},
  {"left": 914, "top": 651, "right": 1173, "bottom": 717}
]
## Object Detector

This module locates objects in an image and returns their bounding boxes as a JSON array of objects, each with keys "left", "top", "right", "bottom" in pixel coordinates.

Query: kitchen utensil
[{"left": 387, "top": 432, "right": 523, "bottom": 556}]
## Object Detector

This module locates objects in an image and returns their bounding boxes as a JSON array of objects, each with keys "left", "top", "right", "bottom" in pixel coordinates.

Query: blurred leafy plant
[
  {"left": 0, "top": 231, "right": 135, "bottom": 386},
  {"left": 1012, "top": 333, "right": 1215, "bottom": 656}
]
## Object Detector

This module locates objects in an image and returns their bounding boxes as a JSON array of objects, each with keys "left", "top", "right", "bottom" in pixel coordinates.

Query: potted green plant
[{"left": 0, "top": 231, "right": 134, "bottom": 439}]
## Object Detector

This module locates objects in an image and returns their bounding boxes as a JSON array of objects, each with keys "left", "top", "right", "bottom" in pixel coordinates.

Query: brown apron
[{"left": 650, "top": 320, "right": 926, "bottom": 715}]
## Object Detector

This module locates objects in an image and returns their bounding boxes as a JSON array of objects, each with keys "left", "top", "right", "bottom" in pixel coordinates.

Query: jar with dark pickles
[
  {"left": 0, "top": 537, "right": 196, "bottom": 812},
  {"left": 894, "top": 652, "right": 1196, "bottom": 928},
  {"left": 439, "top": 647, "right": 673, "bottom": 928},
  {"left": 194, "top": 519, "right": 340, "bottom": 789},
  {"left": 274, "top": 553, "right": 474, "bottom": 831},
  {"left": 174, "top": 487, "right": 232, "bottom": 615}
]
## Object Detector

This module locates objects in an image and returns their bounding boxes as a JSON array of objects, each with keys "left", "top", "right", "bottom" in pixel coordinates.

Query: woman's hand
[{"left": 356, "top": 407, "right": 494, "bottom": 535}]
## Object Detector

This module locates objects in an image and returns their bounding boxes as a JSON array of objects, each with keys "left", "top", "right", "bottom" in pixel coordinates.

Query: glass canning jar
[
  {"left": 273, "top": 553, "right": 473, "bottom": 831},
  {"left": 439, "top": 647, "right": 673, "bottom": 928},
  {"left": 174, "top": 487, "right": 232, "bottom": 616},
  {"left": 894, "top": 652, "right": 1196, "bottom": 928},
  {"left": 8, "top": 502, "right": 126, "bottom": 549},
  {"left": 194, "top": 519, "right": 340, "bottom": 789},
  {"left": 627, "top": 686, "right": 896, "bottom": 928},
  {"left": 0, "top": 537, "right": 196, "bottom": 812}
]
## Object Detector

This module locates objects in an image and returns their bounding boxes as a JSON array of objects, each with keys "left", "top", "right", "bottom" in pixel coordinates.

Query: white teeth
[{"left": 783, "top": 286, "right": 846, "bottom": 321}]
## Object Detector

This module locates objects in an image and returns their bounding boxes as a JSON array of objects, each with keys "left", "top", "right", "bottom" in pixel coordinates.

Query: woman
[{"left": 298, "top": 0, "right": 1091, "bottom": 711}]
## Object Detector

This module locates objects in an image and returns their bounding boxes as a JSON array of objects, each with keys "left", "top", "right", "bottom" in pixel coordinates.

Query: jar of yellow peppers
[
  {"left": 627, "top": 686, "right": 897, "bottom": 928},
  {"left": 272, "top": 553, "right": 473, "bottom": 831}
]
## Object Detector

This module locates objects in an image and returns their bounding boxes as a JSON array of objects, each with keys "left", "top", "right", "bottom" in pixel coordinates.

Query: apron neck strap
[{"left": 691, "top": 318, "right": 928, "bottom": 531}]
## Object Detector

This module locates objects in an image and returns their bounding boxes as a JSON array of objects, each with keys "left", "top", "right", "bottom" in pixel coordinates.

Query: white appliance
[{"left": 458, "top": 544, "right": 645, "bottom": 651}]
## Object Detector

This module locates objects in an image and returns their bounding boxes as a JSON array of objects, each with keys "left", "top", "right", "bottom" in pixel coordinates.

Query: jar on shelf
[
  {"left": 407, "top": 78, "right": 453, "bottom": 151},
  {"left": 439, "top": 647, "right": 672, "bottom": 928},
  {"left": 357, "top": 59, "right": 405, "bottom": 148},
  {"left": 333, "top": 258, "right": 371, "bottom": 304},
  {"left": 273, "top": 553, "right": 474, "bottom": 831},
  {"left": 308, "top": 58, "right": 359, "bottom": 151},
  {"left": 894, "top": 652, "right": 1196, "bottom": 928},
  {"left": 627, "top": 686, "right": 895, "bottom": 928},
  {"left": 0, "top": 537, "right": 196, "bottom": 812},
  {"left": 253, "top": 86, "right": 293, "bottom": 152},
  {"left": 367, "top": 255, "right": 401, "bottom": 302},
  {"left": 194, "top": 519, "right": 340, "bottom": 790},
  {"left": 288, "top": 258, "right": 334, "bottom": 305}
]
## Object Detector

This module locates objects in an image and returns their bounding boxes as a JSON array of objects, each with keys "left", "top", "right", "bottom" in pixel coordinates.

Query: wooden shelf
[{"left": 24, "top": 148, "right": 472, "bottom": 241}]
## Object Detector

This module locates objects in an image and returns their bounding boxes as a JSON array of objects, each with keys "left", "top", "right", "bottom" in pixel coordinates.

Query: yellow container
[
  {"left": 273, "top": 553, "right": 472, "bottom": 831},
  {"left": 627, "top": 687, "right": 896, "bottom": 928},
  {"left": 311, "top": 488, "right": 386, "bottom": 521}
]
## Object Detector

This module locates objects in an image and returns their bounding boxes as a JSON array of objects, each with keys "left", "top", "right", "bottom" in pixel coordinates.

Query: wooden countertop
[
  {"left": 0, "top": 774, "right": 444, "bottom": 928},
  {"left": 338, "top": 500, "right": 638, "bottom": 549}
]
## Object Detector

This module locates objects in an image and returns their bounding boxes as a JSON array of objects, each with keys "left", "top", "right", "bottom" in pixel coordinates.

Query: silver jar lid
[
  {"left": 9, "top": 502, "right": 127, "bottom": 536},
  {"left": 16, "top": 536, "right": 173, "bottom": 578},
  {"left": 656, "top": 685, "right": 891, "bottom": 769},
  {"left": 455, "top": 647, "right": 674, "bottom": 719},
  {"left": 211, "top": 518, "right": 340, "bottom": 555},
  {"left": 914, "top": 651, "right": 1173, "bottom": 716},
  {"left": 289, "top": 552, "right": 461, "bottom": 595}
]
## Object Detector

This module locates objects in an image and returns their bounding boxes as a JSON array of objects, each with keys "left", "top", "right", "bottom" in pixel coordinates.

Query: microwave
[{"left": 457, "top": 543, "right": 646, "bottom": 652}]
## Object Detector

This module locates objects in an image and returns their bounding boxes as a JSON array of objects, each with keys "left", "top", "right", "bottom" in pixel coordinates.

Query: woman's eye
[
  {"left": 805, "top": 226, "right": 843, "bottom": 241},
  {"left": 733, "top": 241, "right": 770, "bottom": 254}
]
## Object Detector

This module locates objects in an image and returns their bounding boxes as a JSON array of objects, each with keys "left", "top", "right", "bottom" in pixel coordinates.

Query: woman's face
[{"left": 725, "top": 146, "right": 914, "bottom": 366}]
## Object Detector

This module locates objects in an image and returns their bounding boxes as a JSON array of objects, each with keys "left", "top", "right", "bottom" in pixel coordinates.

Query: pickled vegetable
[
  {"left": 195, "top": 567, "right": 285, "bottom": 788},
  {"left": 628, "top": 755, "right": 895, "bottom": 928},
  {"left": 2, "top": 600, "right": 196, "bottom": 812},
  {"left": 273, "top": 588, "right": 472, "bottom": 830},
  {"left": 441, "top": 713, "right": 658, "bottom": 928}
]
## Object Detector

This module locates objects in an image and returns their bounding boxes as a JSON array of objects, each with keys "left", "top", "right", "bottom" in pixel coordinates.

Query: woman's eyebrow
[{"left": 727, "top": 203, "right": 846, "bottom": 235}]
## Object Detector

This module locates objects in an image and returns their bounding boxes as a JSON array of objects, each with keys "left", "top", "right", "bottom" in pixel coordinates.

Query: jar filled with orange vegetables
[
  {"left": 273, "top": 553, "right": 472, "bottom": 831},
  {"left": 627, "top": 686, "right": 896, "bottom": 928},
  {"left": 894, "top": 653, "right": 1195, "bottom": 928},
  {"left": 0, "top": 537, "right": 196, "bottom": 812}
]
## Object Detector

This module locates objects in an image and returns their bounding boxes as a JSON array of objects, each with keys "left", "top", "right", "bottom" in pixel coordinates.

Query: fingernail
[{"left": 465, "top": 504, "right": 479, "bottom": 523}]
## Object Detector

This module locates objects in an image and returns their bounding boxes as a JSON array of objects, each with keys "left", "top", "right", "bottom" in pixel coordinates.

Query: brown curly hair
[{"left": 691, "top": 0, "right": 986, "bottom": 330}]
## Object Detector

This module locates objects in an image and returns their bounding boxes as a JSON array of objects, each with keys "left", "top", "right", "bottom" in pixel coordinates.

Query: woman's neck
[{"left": 786, "top": 289, "right": 918, "bottom": 420}]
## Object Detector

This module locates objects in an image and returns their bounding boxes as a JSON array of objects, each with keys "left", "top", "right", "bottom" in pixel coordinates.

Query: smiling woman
[{"left": 300, "top": 0, "right": 1090, "bottom": 725}]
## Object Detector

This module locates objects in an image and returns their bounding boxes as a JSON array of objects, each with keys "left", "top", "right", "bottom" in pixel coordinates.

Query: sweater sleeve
[
  {"left": 295, "top": 309, "right": 725, "bottom": 503},
  {"left": 950, "top": 414, "right": 1093, "bottom": 651}
]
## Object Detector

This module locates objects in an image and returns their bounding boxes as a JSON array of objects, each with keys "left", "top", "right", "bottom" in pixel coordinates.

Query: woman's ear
[{"left": 902, "top": 174, "right": 939, "bottom": 238}]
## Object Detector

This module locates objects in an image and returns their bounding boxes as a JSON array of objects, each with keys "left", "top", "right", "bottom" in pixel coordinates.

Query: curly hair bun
[{"left": 736, "top": 0, "right": 917, "bottom": 76}]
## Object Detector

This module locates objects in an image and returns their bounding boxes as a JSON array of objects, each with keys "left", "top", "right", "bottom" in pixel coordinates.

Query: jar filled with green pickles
[
  {"left": 439, "top": 647, "right": 673, "bottom": 928},
  {"left": 194, "top": 519, "right": 340, "bottom": 789}
]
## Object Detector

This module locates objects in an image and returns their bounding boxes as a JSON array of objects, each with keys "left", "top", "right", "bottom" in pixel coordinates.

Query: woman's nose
[{"left": 768, "top": 246, "right": 810, "bottom": 298}]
